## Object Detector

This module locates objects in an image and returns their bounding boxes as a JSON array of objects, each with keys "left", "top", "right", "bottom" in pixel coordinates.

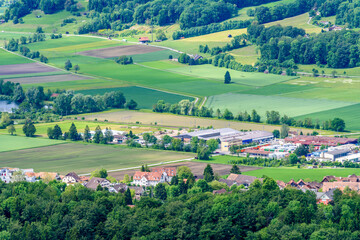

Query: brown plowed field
[
  {"left": 5, "top": 74, "right": 91, "bottom": 84},
  {"left": 109, "top": 161, "right": 262, "bottom": 180},
  {"left": 0, "top": 63, "right": 60, "bottom": 75},
  {"left": 77, "top": 44, "right": 163, "bottom": 58}
]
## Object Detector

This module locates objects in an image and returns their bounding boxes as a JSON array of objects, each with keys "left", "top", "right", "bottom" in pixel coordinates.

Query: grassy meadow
[
  {"left": 0, "top": 135, "right": 64, "bottom": 152},
  {"left": 0, "top": 48, "right": 32, "bottom": 65},
  {"left": 0, "top": 142, "right": 194, "bottom": 174}
]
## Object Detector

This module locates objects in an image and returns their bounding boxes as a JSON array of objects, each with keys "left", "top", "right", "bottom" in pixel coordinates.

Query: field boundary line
[{"left": 79, "top": 157, "right": 194, "bottom": 176}]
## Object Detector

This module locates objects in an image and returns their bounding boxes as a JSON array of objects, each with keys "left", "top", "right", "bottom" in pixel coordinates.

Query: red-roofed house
[
  {"left": 139, "top": 37, "right": 150, "bottom": 43},
  {"left": 132, "top": 167, "right": 176, "bottom": 186}
]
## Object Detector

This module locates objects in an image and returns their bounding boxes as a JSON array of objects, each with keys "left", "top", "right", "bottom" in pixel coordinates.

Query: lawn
[
  {"left": 76, "top": 86, "right": 194, "bottom": 109},
  {"left": 229, "top": 45, "right": 259, "bottom": 65},
  {"left": 296, "top": 104, "right": 360, "bottom": 132},
  {"left": 205, "top": 93, "right": 355, "bottom": 118},
  {"left": 0, "top": 135, "right": 64, "bottom": 152},
  {"left": 168, "top": 65, "right": 297, "bottom": 87},
  {"left": 0, "top": 143, "right": 194, "bottom": 174},
  {"left": 0, "top": 49, "right": 32, "bottom": 65},
  {"left": 243, "top": 83, "right": 315, "bottom": 96}
]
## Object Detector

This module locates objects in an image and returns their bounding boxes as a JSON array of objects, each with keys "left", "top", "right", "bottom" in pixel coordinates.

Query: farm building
[
  {"left": 284, "top": 136, "right": 357, "bottom": 146},
  {"left": 139, "top": 37, "right": 150, "bottom": 43}
]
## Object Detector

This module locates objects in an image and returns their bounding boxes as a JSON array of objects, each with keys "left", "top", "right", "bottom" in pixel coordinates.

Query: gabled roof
[
  {"left": 86, "top": 177, "right": 110, "bottom": 190},
  {"left": 133, "top": 171, "right": 163, "bottom": 181},
  {"left": 213, "top": 188, "right": 227, "bottom": 194},
  {"left": 65, "top": 172, "right": 81, "bottom": 182}
]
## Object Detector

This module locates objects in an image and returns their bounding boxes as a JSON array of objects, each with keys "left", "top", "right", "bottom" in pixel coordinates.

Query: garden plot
[
  {"left": 0, "top": 63, "right": 60, "bottom": 75},
  {"left": 5, "top": 74, "right": 92, "bottom": 84},
  {"left": 77, "top": 44, "right": 164, "bottom": 59}
]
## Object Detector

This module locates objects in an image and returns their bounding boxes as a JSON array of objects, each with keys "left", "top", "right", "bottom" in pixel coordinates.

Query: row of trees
[
  {"left": 152, "top": 99, "right": 346, "bottom": 131},
  {"left": 126, "top": 131, "right": 219, "bottom": 160},
  {"left": 248, "top": 23, "right": 360, "bottom": 68},
  {"left": 47, "top": 123, "right": 116, "bottom": 143},
  {"left": 53, "top": 90, "right": 137, "bottom": 115},
  {"left": 198, "top": 34, "right": 248, "bottom": 56},
  {"left": 172, "top": 20, "right": 252, "bottom": 39}
]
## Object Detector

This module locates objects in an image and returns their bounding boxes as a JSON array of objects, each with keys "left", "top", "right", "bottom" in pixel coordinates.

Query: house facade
[{"left": 132, "top": 167, "right": 176, "bottom": 187}]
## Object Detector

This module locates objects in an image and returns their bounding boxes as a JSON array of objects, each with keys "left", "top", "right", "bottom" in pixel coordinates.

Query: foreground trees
[{"left": 2, "top": 177, "right": 360, "bottom": 239}]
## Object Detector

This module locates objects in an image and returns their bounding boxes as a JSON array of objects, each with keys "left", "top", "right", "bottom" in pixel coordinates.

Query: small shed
[{"left": 139, "top": 37, "right": 150, "bottom": 43}]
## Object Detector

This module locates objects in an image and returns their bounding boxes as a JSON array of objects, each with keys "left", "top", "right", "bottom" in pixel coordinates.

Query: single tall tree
[
  {"left": 7, "top": 125, "right": 16, "bottom": 135},
  {"left": 230, "top": 164, "right": 241, "bottom": 174},
  {"left": 84, "top": 125, "right": 91, "bottom": 142},
  {"left": 203, "top": 164, "right": 214, "bottom": 182},
  {"left": 74, "top": 64, "right": 80, "bottom": 73},
  {"left": 53, "top": 124, "right": 62, "bottom": 139},
  {"left": 224, "top": 71, "right": 231, "bottom": 84},
  {"left": 155, "top": 183, "right": 167, "bottom": 200},
  {"left": 69, "top": 123, "right": 78, "bottom": 141},
  {"left": 125, "top": 188, "right": 133, "bottom": 205},
  {"left": 65, "top": 60, "right": 72, "bottom": 71}
]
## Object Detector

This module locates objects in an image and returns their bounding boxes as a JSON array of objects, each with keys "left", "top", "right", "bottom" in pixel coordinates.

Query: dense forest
[
  {"left": 1, "top": 178, "right": 360, "bottom": 239},
  {"left": 248, "top": 23, "right": 360, "bottom": 68}
]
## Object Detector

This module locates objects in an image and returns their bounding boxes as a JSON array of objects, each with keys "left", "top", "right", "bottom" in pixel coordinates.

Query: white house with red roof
[{"left": 132, "top": 167, "right": 176, "bottom": 186}]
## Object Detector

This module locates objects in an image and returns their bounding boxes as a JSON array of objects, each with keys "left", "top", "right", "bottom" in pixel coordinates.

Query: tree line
[
  {"left": 248, "top": 22, "right": 360, "bottom": 68},
  {"left": 152, "top": 99, "right": 346, "bottom": 131},
  {"left": 53, "top": 90, "right": 137, "bottom": 116}
]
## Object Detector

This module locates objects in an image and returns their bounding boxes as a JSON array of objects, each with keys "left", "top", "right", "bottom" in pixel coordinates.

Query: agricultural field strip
[
  {"left": 80, "top": 158, "right": 194, "bottom": 176},
  {"left": 1, "top": 46, "right": 103, "bottom": 82},
  {"left": 205, "top": 93, "right": 357, "bottom": 118},
  {"left": 4, "top": 74, "right": 92, "bottom": 84},
  {"left": 0, "top": 135, "right": 65, "bottom": 153}
]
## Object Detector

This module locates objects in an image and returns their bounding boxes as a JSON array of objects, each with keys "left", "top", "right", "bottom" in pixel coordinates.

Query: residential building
[
  {"left": 62, "top": 172, "right": 82, "bottom": 184},
  {"left": 219, "top": 174, "right": 263, "bottom": 188},
  {"left": 85, "top": 177, "right": 111, "bottom": 190},
  {"left": 316, "top": 189, "right": 335, "bottom": 205},
  {"left": 323, "top": 181, "right": 360, "bottom": 192},
  {"left": 132, "top": 167, "right": 176, "bottom": 186},
  {"left": 139, "top": 37, "right": 150, "bottom": 43},
  {"left": 0, "top": 168, "right": 19, "bottom": 183}
]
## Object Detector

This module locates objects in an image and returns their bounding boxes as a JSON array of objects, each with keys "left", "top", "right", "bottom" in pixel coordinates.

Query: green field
[
  {"left": 245, "top": 167, "right": 360, "bottom": 182},
  {"left": 0, "top": 142, "right": 194, "bottom": 174},
  {"left": 130, "top": 50, "right": 180, "bottom": 63},
  {"left": 168, "top": 65, "right": 297, "bottom": 87},
  {"left": 205, "top": 93, "right": 355, "bottom": 118},
  {"left": 0, "top": 135, "right": 64, "bottom": 152},
  {"left": 0, "top": 48, "right": 32, "bottom": 65},
  {"left": 77, "top": 86, "right": 194, "bottom": 109},
  {"left": 296, "top": 104, "right": 360, "bottom": 132}
]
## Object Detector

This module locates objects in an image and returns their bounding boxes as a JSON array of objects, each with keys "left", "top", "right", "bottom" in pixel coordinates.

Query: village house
[
  {"left": 219, "top": 174, "right": 263, "bottom": 188},
  {"left": 316, "top": 189, "right": 335, "bottom": 205},
  {"left": 62, "top": 172, "right": 82, "bottom": 184},
  {"left": 139, "top": 37, "right": 150, "bottom": 43},
  {"left": 0, "top": 168, "right": 19, "bottom": 183},
  {"left": 276, "top": 179, "right": 322, "bottom": 191},
  {"left": 132, "top": 167, "right": 176, "bottom": 187},
  {"left": 85, "top": 177, "right": 111, "bottom": 190}
]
